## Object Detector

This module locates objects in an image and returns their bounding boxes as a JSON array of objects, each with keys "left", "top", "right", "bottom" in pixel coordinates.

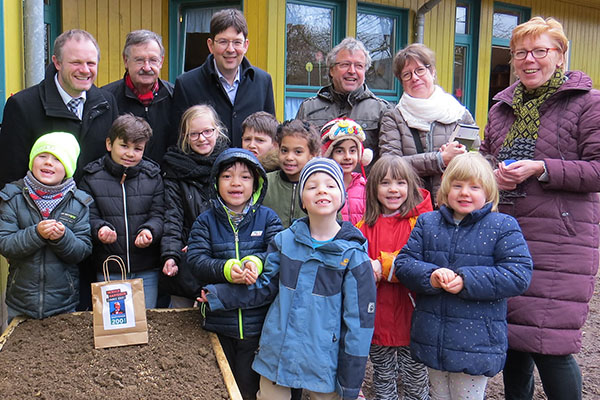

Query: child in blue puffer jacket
[
  {"left": 186, "top": 148, "right": 282, "bottom": 400},
  {"left": 395, "top": 152, "right": 533, "bottom": 400}
]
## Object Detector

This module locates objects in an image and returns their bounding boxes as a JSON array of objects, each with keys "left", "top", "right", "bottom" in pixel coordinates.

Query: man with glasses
[
  {"left": 103, "top": 30, "right": 174, "bottom": 164},
  {"left": 296, "top": 37, "right": 390, "bottom": 166},
  {"left": 172, "top": 9, "right": 275, "bottom": 148}
]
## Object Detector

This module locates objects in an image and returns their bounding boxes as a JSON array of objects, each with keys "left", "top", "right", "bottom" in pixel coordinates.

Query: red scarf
[{"left": 125, "top": 73, "right": 159, "bottom": 107}]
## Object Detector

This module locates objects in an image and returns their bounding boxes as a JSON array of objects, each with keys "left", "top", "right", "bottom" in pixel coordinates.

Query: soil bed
[{"left": 0, "top": 310, "right": 229, "bottom": 399}]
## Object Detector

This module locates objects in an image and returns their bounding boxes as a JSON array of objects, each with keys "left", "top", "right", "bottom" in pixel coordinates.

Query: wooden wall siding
[
  {"left": 61, "top": 0, "right": 169, "bottom": 87},
  {"left": 4, "top": 0, "right": 25, "bottom": 97}
]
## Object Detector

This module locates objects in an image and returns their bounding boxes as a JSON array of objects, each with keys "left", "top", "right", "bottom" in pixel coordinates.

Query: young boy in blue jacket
[
  {"left": 186, "top": 148, "right": 283, "bottom": 400},
  {"left": 0, "top": 132, "right": 92, "bottom": 323},
  {"left": 201, "top": 157, "right": 377, "bottom": 400},
  {"left": 79, "top": 114, "right": 164, "bottom": 309}
]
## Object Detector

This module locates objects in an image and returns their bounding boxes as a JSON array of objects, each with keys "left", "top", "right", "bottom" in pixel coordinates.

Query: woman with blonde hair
[{"left": 481, "top": 16, "right": 600, "bottom": 399}]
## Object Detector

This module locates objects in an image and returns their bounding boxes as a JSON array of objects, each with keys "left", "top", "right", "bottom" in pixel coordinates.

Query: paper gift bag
[{"left": 91, "top": 255, "right": 148, "bottom": 349}]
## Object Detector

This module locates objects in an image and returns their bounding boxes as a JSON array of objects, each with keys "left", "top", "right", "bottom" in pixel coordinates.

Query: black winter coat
[
  {"left": 0, "top": 64, "right": 118, "bottom": 186},
  {"left": 79, "top": 155, "right": 164, "bottom": 274},
  {"left": 159, "top": 141, "right": 228, "bottom": 298},
  {"left": 172, "top": 55, "right": 275, "bottom": 147},
  {"left": 186, "top": 148, "right": 283, "bottom": 338},
  {"left": 102, "top": 76, "right": 175, "bottom": 164}
]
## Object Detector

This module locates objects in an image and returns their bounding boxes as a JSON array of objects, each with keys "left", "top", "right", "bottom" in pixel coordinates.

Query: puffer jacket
[
  {"left": 357, "top": 188, "right": 432, "bottom": 346},
  {"left": 379, "top": 106, "right": 475, "bottom": 202},
  {"left": 296, "top": 84, "right": 390, "bottom": 164},
  {"left": 480, "top": 70, "right": 600, "bottom": 355},
  {"left": 341, "top": 172, "right": 366, "bottom": 225},
  {"left": 186, "top": 148, "right": 283, "bottom": 339},
  {"left": 0, "top": 180, "right": 92, "bottom": 319},
  {"left": 159, "top": 141, "right": 228, "bottom": 299},
  {"left": 79, "top": 155, "right": 164, "bottom": 274},
  {"left": 262, "top": 170, "right": 306, "bottom": 229},
  {"left": 395, "top": 204, "right": 533, "bottom": 377},
  {"left": 204, "top": 218, "right": 376, "bottom": 399}
]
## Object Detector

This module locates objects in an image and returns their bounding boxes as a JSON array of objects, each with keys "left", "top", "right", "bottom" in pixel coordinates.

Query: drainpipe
[
  {"left": 415, "top": 0, "right": 443, "bottom": 44},
  {"left": 23, "top": 0, "right": 45, "bottom": 87}
]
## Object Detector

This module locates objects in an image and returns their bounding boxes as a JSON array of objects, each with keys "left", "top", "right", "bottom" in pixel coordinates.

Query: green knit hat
[{"left": 29, "top": 132, "right": 81, "bottom": 178}]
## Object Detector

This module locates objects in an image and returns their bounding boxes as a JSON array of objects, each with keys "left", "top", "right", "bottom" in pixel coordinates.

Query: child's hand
[
  {"left": 37, "top": 219, "right": 59, "bottom": 240},
  {"left": 243, "top": 261, "right": 258, "bottom": 285},
  {"left": 430, "top": 268, "right": 457, "bottom": 289},
  {"left": 49, "top": 221, "right": 65, "bottom": 240},
  {"left": 135, "top": 229, "right": 153, "bottom": 248},
  {"left": 181, "top": 245, "right": 188, "bottom": 253},
  {"left": 229, "top": 262, "right": 246, "bottom": 284},
  {"left": 196, "top": 289, "right": 209, "bottom": 303},
  {"left": 163, "top": 258, "right": 178, "bottom": 276},
  {"left": 371, "top": 259, "right": 382, "bottom": 282},
  {"left": 444, "top": 274, "right": 464, "bottom": 294},
  {"left": 98, "top": 226, "right": 117, "bottom": 244}
]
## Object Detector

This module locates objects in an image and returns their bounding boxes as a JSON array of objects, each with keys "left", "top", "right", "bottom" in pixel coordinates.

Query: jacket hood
[
  {"left": 291, "top": 217, "right": 367, "bottom": 250},
  {"left": 210, "top": 148, "right": 268, "bottom": 207}
]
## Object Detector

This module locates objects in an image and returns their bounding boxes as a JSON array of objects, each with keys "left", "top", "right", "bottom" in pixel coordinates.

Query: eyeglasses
[
  {"left": 400, "top": 65, "right": 430, "bottom": 81},
  {"left": 189, "top": 128, "right": 216, "bottom": 140},
  {"left": 333, "top": 62, "right": 366, "bottom": 72},
  {"left": 132, "top": 57, "right": 162, "bottom": 67},
  {"left": 213, "top": 39, "right": 246, "bottom": 50},
  {"left": 512, "top": 48, "right": 559, "bottom": 60}
]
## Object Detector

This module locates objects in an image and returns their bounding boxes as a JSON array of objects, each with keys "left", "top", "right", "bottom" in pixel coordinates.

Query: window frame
[
  {"left": 168, "top": 0, "right": 242, "bottom": 82},
  {"left": 356, "top": 2, "right": 408, "bottom": 104},
  {"left": 453, "top": 0, "right": 480, "bottom": 115},
  {"left": 284, "top": 0, "right": 345, "bottom": 106},
  {"left": 491, "top": 2, "right": 530, "bottom": 48}
]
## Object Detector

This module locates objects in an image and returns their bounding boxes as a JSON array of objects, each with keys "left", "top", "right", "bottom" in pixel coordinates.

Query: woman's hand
[
  {"left": 98, "top": 226, "right": 117, "bottom": 244},
  {"left": 163, "top": 258, "right": 178, "bottom": 276},
  {"left": 495, "top": 160, "right": 545, "bottom": 190},
  {"left": 440, "top": 141, "right": 467, "bottom": 166}
]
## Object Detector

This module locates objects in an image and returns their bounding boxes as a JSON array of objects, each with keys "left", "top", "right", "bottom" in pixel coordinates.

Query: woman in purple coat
[{"left": 480, "top": 17, "right": 600, "bottom": 400}]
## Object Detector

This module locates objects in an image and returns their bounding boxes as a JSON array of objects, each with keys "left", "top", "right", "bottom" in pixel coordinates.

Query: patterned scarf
[
  {"left": 125, "top": 73, "right": 159, "bottom": 107},
  {"left": 497, "top": 70, "right": 566, "bottom": 162},
  {"left": 218, "top": 197, "right": 252, "bottom": 230},
  {"left": 24, "top": 171, "right": 76, "bottom": 219}
]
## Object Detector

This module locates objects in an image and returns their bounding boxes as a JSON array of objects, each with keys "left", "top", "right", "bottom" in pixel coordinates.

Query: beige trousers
[{"left": 257, "top": 376, "right": 341, "bottom": 400}]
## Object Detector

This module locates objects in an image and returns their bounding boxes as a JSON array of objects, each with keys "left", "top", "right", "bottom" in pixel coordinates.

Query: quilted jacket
[
  {"left": 480, "top": 70, "right": 600, "bottom": 355},
  {"left": 186, "top": 148, "right": 283, "bottom": 339},
  {"left": 379, "top": 107, "right": 475, "bottom": 203},
  {"left": 395, "top": 204, "right": 533, "bottom": 376},
  {"left": 341, "top": 172, "right": 366, "bottom": 225}
]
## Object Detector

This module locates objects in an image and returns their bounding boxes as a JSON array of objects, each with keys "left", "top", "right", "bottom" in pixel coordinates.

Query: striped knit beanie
[{"left": 298, "top": 157, "right": 346, "bottom": 212}]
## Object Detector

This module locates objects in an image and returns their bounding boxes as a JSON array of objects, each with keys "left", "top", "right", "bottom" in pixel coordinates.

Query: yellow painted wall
[
  {"left": 61, "top": 0, "right": 169, "bottom": 87},
  {"left": 4, "top": 1, "right": 24, "bottom": 98}
]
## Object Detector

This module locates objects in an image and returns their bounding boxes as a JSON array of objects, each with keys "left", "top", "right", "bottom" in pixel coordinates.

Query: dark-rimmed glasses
[
  {"left": 512, "top": 48, "right": 558, "bottom": 60},
  {"left": 400, "top": 65, "right": 430, "bottom": 81}
]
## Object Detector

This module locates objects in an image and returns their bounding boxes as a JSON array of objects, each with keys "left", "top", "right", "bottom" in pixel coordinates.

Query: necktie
[{"left": 67, "top": 97, "right": 83, "bottom": 118}]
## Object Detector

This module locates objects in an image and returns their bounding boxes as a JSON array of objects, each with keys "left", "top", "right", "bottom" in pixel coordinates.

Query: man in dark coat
[
  {"left": 172, "top": 9, "right": 275, "bottom": 148},
  {"left": 0, "top": 29, "right": 118, "bottom": 186},
  {"left": 103, "top": 30, "right": 174, "bottom": 164}
]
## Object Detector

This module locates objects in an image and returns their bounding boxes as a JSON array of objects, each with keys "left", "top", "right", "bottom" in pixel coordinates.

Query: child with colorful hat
[
  {"left": 0, "top": 132, "right": 92, "bottom": 323},
  {"left": 321, "top": 117, "right": 373, "bottom": 224}
]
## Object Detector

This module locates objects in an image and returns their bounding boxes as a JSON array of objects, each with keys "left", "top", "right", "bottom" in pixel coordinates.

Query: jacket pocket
[
  {"left": 558, "top": 200, "right": 577, "bottom": 236},
  {"left": 313, "top": 264, "right": 343, "bottom": 296}
]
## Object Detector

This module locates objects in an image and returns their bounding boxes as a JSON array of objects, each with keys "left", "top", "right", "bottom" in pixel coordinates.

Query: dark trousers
[
  {"left": 218, "top": 334, "right": 261, "bottom": 400},
  {"left": 503, "top": 349, "right": 582, "bottom": 400}
]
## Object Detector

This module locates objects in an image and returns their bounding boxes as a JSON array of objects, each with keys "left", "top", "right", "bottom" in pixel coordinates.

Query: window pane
[
  {"left": 453, "top": 45, "right": 466, "bottom": 102},
  {"left": 357, "top": 12, "right": 395, "bottom": 91},
  {"left": 286, "top": 3, "right": 333, "bottom": 87},
  {"left": 493, "top": 11, "right": 519, "bottom": 39},
  {"left": 456, "top": 6, "right": 468, "bottom": 35}
]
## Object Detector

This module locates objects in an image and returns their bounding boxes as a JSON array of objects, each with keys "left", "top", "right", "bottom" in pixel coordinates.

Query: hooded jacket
[
  {"left": 172, "top": 55, "right": 275, "bottom": 148},
  {"left": 0, "top": 64, "right": 118, "bottom": 186},
  {"left": 395, "top": 204, "right": 533, "bottom": 377},
  {"left": 0, "top": 180, "right": 92, "bottom": 319},
  {"left": 79, "top": 155, "right": 164, "bottom": 274},
  {"left": 159, "top": 141, "right": 228, "bottom": 299},
  {"left": 102, "top": 75, "right": 175, "bottom": 164},
  {"left": 480, "top": 70, "right": 600, "bottom": 355},
  {"left": 262, "top": 170, "right": 307, "bottom": 229},
  {"left": 186, "top": 148, "right": 283, "bottom": 339},
  {"left": 204, "top": 218, "right": 376, "bottom": 399}
]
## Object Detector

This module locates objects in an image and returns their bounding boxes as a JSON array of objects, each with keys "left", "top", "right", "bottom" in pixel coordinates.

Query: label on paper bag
[{"left": 101, "top": 283, "right": 136, "bottom": 330}]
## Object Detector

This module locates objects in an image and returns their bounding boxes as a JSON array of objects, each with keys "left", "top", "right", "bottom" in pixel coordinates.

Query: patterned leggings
[{"left": 370, "top": 344, "right": 430, "bottom": 400}]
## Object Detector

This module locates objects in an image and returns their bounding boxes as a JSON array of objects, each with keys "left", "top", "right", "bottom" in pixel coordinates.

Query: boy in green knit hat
[{"left": 0, "top": 132, "right": 92, "bottom": 323}]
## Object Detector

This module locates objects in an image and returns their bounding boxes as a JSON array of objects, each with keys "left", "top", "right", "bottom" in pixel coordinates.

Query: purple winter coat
[{"left": 480, "top": 70, "right": 600, "bottom": 355}]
